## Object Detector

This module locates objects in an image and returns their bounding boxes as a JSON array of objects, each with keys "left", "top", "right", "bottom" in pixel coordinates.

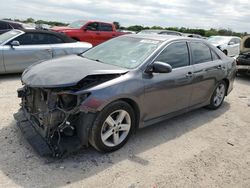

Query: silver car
[
  {"left": 0, "top": 29, "right": 92, "bottom": 74},
  {"left": 14, "top": 34, "right": 236, "bottom": 157},
  {"left": 208, "top": 36, "right": 241, "bottom": 57}
]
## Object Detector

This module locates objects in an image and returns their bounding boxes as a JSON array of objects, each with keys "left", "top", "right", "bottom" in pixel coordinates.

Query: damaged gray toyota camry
[{"left": 14, "top": 34, "right": 236, "bottom": 157}]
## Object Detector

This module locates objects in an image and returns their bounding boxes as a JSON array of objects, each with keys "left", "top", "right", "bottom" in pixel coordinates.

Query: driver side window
[
  {"left": 86, "top": 22, "right": 99, "bottom": 31},
  {"left": 155, "top": 42, "right": 190, "bottom": 69}
]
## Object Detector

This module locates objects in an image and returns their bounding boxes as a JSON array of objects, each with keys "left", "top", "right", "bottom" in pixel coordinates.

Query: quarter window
[
  {"left": 155, "top": 42, "right": 189, "bottom": 69},
  {"left": 190, "top": 42, "right": 212, "bottom": 64}
]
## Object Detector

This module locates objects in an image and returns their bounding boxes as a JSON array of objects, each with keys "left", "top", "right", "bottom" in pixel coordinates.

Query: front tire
[
  {"left": 89, "top": 101, "right": 135, "bottom": 152},
  {"left": 207, "top": 81, "right": 227, "bottom": 110}
]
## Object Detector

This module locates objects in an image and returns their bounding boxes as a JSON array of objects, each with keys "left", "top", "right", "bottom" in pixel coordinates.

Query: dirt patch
[{"left": 0, "top": 74, "right": 249, "bottom": 187}]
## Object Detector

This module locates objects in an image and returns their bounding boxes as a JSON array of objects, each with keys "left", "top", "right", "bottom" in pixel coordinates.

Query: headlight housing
[{"left": 58, "top": 93, "right": 89, "bottom": 111}]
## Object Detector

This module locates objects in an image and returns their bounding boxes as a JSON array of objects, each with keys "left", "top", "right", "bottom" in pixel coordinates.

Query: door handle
[
  {"left": 185, "top": 72, "right": 193, "bottom": 78},
  {"left": 96, "top": 33, "right": 100, "bottom": 35}
]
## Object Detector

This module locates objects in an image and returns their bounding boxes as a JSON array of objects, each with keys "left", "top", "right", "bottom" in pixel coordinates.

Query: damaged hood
[
  {"left": 240, "top": 35, "right": 250, "bottom": 53},
  {"left": 22, "top": 55, "right": 128, "bottom": 88}
]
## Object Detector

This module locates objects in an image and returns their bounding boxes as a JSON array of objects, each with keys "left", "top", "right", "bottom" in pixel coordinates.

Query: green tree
[{"left": 113, "top": 21, "right": 120, "bottom": 29}]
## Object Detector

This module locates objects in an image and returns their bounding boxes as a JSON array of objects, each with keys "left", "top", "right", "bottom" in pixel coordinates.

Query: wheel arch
[
  {"left": 222, "top": 78, "right": 229, "bottom": 96},
  {"left": 118, "top": 98, "right": 140, "bottom": 131}
]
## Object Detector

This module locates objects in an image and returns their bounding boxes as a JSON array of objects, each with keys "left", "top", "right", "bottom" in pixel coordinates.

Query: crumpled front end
[{"left": 14, "top": 86, "right": 90, "bottom": 157}]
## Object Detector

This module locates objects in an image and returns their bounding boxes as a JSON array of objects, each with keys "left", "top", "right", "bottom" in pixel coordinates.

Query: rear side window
[
  {"left": 86, "top": 22, "right": 99, "bottom": 31},
  {"left": 99, "top": 23, "right": 113, "bottom": 31},
  {"left": 155, "top": 42, "right": 189, "bottom": 69},
  {"left": 13, "top": 33, "right": 63, "bottom": 45},
  {"left": 46, "top": 34, "right": 64, "bottom": 44},
  {"left": 190, "top": 42, "right": 212, "bottom": 64}
]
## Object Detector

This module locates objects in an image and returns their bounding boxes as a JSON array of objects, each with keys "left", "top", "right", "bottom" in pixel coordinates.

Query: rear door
[
  {"left": 3, "top": 32, "right": 52, "bottom": 73},
  {"left": 143, "top": 41, "right": 194, "bottom": 121},
  {"left": 189, "top": 41, "right": 226, "bottom": 106},
  {"left": 99, "top": 23, "right": 116, "bottom": 42}
]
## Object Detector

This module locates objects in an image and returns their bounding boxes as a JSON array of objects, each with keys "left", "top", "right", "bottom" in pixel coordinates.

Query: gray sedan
[
  {"left": 0, "top": 29, "right": 92, "bottom": 74},
  {"left": 14, "top": 34, "right": 236, "bottom": 157}
]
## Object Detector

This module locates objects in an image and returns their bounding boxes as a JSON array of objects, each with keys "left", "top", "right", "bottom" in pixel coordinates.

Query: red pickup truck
[{"left": 52, "top": 20, "right": 128, "bottom": 46}]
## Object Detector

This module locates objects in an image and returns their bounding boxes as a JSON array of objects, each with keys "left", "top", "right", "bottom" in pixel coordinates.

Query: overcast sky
[{"left": 0, "top": 0, "right": 249, "bottom": 32}]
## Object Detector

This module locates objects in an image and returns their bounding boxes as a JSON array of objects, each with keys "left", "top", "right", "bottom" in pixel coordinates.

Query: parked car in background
[
  {"left": 51, "top": 20, "right": 128, "bottom": 46},
  {"left": 236, "top": 35, "right": 250, "bottom": 75},
  {"left": 138, "top": 29, "right": 183, "bottom": 36},
  {"left": 14, "top": 34, "right": 236, "bottom": 157},
  {"left": 0, "top": 20, "right": 24, "bottom": 34},
  {"left": 117, "top": 29, "right": 136, "bottom": 34},
  {"left": 208, "top": 36, "right": 241, "bottom": 57},
  {"left": 0, "top": 29, "right": 92, "bottom": 74},
  {"left": 182, "top": 33, "right": 204, "bottom": 39}
]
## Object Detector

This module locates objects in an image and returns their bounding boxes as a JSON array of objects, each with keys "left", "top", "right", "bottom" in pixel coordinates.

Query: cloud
[{"left": 0, "top": 0, "right": 249, "bottom": 32}]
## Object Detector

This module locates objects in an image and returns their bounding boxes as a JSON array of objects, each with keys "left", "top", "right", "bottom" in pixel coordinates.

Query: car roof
[
  {"left": 0, "top": 19, "right": 23, "bottom": 25},
  {"left": 18, "top": 29, "right": 76, "bottom": 43},
  {"left": 210, "top": 35, "right": 241, "bottom": 39},
  {"left": 124, "top": 33, "right": 200, "bottom": 42},
  {"left": 140, "top": 29, "right": 180, "bottom": 33}
]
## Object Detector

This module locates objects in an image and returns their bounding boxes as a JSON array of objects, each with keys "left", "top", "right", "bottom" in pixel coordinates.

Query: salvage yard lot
[{"left": 0, "top": 75, "right": 249, "bottom": 187}]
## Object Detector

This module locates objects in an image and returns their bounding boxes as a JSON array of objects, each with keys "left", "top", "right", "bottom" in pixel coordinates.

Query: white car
[{"left": 208, "top": 36, "right": 241, "bottom": 57}]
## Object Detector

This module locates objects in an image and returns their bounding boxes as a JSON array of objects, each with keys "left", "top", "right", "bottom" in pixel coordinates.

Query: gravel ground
[{"left": 0, "top": 74, "right": 249, "bottom": 188}]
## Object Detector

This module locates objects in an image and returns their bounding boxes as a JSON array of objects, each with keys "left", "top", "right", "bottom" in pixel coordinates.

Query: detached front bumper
[{"left": 14, "top": 108, "right": 82, "bottom": 158}]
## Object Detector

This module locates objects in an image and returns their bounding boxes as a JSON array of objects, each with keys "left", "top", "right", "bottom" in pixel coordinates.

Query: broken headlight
[{"left": 58, "top": 93, "right": 89, "bottom": 111}]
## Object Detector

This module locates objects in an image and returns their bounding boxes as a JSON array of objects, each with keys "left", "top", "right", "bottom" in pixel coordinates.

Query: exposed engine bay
[{"left": 14, "top": 73, "right": 122, "bottom": 157}]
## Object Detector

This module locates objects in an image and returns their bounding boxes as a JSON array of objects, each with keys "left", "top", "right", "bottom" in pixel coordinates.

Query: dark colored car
[
  {"left": 236, "top": 35, "right": 250, "bottom": 75},
  {"left": 182, "top": 33, "right": 205, "bottom": 39},
  {"left": 138, "top": 29, "right": 183, "bottom": 36},
  {"left": 14, "top": 35, "right": 236, "bottom": 157},
  {"left": 0, "top": 20, "right": 24, "bottom": 34}
]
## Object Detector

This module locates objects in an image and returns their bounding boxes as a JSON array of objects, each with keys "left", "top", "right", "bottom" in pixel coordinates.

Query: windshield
[
  {"left": 0, "top": 30, "right": 21, "bottom": 44},
  {"left": 208, "top": 36, "right": 230, "bottom": 44},
  {"left": 82, "top": 36, "right": 162, "bottom": 69},
  {"left": 68, "top": 21, "right": 87, "bottom": 29}
]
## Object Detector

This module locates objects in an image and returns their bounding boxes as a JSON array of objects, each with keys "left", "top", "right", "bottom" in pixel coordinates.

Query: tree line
[{"left": 3, "top": 18, "right": 248, "bottom": 37}]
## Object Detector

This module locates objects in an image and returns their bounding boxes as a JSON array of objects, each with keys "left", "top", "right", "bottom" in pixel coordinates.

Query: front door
[
  {"left": 83, "top": 22, "right": 102, "bottom": 46},
  {"left": 143, "top": 41, "right": 194, "bottom": 121}
]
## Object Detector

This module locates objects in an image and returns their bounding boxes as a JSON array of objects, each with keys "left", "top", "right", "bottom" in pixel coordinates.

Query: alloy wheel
[
  {"left": 213, "top": 83, "right": 226, "bottom": 107},
  {"left": 101, "top": 110, "right": 131, "bottom": 147}
]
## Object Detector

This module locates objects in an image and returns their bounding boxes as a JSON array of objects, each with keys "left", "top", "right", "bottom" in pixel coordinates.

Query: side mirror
[
  {"left": 145, "top": 61, "right": 172, "bottom": 74},
  {"left": 10, "top": 40, "right": 20, "bottom": 47},
  {"left": 228, "top": 41, "right": 235, "bottom": 45}
]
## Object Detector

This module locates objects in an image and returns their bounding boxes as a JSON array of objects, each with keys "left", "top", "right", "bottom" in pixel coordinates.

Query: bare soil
[{"left": 0, "top": 74, "right": 249, "bottom": 188}]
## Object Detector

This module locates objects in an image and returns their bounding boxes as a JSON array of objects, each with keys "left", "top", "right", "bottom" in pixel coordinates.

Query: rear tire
[
  {"left": 89, "top": 101, "right": 135, "bottom": 152},
  {"left": 206, "top": 81, "right": 227, "bottom": 110}
]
